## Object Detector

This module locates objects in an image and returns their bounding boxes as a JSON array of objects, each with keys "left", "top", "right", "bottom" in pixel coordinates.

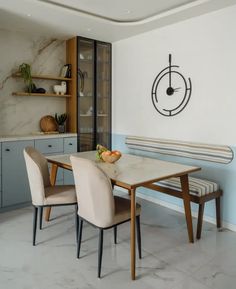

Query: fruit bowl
[{"left": 101, "top": 151, "right": 122, "bottom": 163}]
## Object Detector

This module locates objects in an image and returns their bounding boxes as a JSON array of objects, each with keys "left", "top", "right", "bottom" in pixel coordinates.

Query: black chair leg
[
  {"left": 136, "top": 215, "right": 142, "bottom": 259},
  {"left": 98, "top": 229, "right": 104, "bottom": 278},
  {"left": 77, "top": 219, "right": 83, "bottom": 258},
  {"left": 39, "top": 207, "right": 43, "bottom": 230},
  {"left": 33, "top": 206, "right": 38, "bottom": 246},
  {"left": 114, "top": 226, "right": 117, "bottom": 244},
  {"left": 75, "top": 204, "right": 79, "bottom": 242}
]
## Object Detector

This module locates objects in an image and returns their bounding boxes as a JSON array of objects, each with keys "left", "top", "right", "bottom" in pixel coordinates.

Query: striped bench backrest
[{"left": 125, "top": 136, "right": 233, "bottom": 164}]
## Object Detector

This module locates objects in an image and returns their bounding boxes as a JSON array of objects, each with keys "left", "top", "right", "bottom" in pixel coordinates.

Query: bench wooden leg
[
  {"left": 215, "top": 197, "right": 221, "bottom": 228},
  {"left": 196, "top": 203, "right": 205, "bottom": 239},
  {"left": 180, "top": 174, "right": 194, "bottom": 243}
]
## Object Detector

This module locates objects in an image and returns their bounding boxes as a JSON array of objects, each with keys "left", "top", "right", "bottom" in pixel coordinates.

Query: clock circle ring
[{"left": 151, "top": 69, "right": 192, "bottom": 117}]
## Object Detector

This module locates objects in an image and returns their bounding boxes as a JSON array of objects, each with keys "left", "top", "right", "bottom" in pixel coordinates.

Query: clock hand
[
  {"left": 169, "top": 54, "right": 172, "bottom": 88},
  {"left": 173, "top": 87, "right": 181, "bottom": 92}
]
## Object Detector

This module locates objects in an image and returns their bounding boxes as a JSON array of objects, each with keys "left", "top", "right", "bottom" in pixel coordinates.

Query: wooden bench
[{"left": 125, "top": 136, "right": 234, "bottom": 239}]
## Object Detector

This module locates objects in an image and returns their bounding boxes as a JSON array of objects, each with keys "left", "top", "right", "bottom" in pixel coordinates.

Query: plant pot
[{"left": 58, "top": 124, "right": 65, "bottom": 133}]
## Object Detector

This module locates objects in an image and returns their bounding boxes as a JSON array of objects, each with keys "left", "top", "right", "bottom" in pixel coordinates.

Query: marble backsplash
[{"left": 0, "top": 29, "right": 67, "bottom": 135}]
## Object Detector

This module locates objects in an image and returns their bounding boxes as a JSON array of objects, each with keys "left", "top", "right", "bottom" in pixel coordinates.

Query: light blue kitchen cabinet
[
  {"left": 0, "top": 134, "right": 77, "bottom": 210},
  {"left": 2, "top": 140, "right": 34, "bottom": 207},
  {"left": 0, "top": 142, "right": 2, "bottom": 207},
  {"left": 63, "top": 137, "right": 77, "bottom": 184}
]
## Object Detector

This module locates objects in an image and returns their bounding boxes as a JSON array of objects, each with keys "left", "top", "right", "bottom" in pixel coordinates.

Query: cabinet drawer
[
  {"left": 35, "top": 138, "right": 63, "bottom": 154},
  {"left": 64, "top": 137, "right": 77, "bottom": 154}
]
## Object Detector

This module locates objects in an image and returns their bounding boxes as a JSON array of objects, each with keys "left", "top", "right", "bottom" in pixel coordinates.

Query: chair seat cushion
[
  {"left": 44, "top": 185, "right": 77, "bottom": 205},
  {"left": 114, "top": 196, "right": 141, "bottom": 225},
  {"left": 156, "top": 177, "right": 219, "bottom": 197}
]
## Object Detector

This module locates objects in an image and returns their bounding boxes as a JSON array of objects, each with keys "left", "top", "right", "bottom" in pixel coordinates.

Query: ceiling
[{"left": 0, "top": 0, "right": 236, "bottom": 42}]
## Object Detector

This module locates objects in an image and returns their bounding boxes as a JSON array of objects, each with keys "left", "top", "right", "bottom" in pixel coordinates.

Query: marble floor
[{"left": 1, "top": 195, "right": 236, "bottom": 289}]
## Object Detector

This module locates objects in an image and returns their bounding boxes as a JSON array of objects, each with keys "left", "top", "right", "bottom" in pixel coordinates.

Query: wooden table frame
[{"left": 45, "top": 154, "right": 200, "bottom": 280}]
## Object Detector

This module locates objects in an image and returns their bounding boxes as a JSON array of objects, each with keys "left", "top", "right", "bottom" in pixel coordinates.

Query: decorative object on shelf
[
  {"left": 53, "top": 81, "right": 67, "bottom": 95},
  {"left": 86, "top": 106, "right": 93, "bottom": 116},
  {"left": 36, "top": 88, "right": 46, "bottom": 94},
  {"left": 78, "top": 68, "right": 84, "bottom": 92},
  {"left": 60, "top": 64, "right": 71, "bottom": 78},
  {"left": 66, "top": 64, "right": 72, "bottom": 78},
  {"left": 151, "top": 54, "right": 192, "bottom": 117},
  {"left": 55, "top": 113, "right": 67, "bottom": 133},
  {"left": 82, "top": 71, "right": 88, "bottom": 78},
  {"left": 18, "top": 63, "right": 36, "bottom": 93},
  {"left": 40, "top": 115, "right": 58, "bottom": 133}
]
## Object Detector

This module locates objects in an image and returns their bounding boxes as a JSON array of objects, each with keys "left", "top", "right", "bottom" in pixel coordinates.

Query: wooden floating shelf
[
  {"left": 12, "top": 92, "right": 71, "bottom": 98},
  {"left": 13, "top": 73, "right": 72, "bottom": 81}
]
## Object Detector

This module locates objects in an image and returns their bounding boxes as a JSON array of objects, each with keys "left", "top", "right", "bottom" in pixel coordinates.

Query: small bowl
[{"left": 101, "top": 153, "right": 121, "bottom": 163}]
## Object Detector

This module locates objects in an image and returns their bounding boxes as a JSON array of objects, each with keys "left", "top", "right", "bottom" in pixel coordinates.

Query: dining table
[{"left": 45, "top": 151, "right": 200, "bottom": 280}]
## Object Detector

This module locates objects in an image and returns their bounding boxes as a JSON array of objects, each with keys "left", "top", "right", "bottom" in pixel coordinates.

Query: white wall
[
  {"left": 112, "top": 4, "right": 236, "bottom": 146},
  {"left": 0, "top": 29, "right": 66, "bottom": 135}
]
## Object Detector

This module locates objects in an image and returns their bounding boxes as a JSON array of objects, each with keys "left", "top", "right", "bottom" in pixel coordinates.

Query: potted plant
[
  {"left": 55, "top": 113, "right": 67, "bottom": 133},
  {"left": 19, "top": 63, "right": 36, "bottom": 93}
]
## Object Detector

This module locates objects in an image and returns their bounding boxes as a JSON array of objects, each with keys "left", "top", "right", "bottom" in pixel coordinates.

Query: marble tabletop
[{"left": 47, "top": 151, "right": 200, "bottom": 188}]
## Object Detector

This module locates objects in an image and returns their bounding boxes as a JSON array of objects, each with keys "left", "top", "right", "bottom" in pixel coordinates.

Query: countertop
[{"left": 0, "top": 133, "right": 77, "bottom": 142}]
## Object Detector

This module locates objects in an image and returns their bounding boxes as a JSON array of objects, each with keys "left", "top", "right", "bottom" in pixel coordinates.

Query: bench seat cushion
[{"left": 156, "top": 177, "right": 219, "bottom": 197}]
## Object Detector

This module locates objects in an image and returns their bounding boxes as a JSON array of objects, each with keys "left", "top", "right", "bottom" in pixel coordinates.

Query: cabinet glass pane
[
  {"left": 96, "top": 42, "right": 111, "bottom": 149},
  {"left": 78, "top": 39, "right": 95, "bottom": 151}
]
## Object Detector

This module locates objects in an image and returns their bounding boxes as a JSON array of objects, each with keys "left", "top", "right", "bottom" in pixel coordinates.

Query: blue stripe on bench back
[{"left": 125, "top": 136, "right": 233, "bottom": 164}]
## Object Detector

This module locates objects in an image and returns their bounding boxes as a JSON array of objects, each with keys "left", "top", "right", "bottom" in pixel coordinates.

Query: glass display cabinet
[{"left": 77, "top": 37, "right": 111, "bottom": 151}]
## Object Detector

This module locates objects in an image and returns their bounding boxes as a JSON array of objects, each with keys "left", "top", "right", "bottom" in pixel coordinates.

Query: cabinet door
[
  {"left": 0, "top": 142, "right": 2, "bottom": 207},
  {"left": 2, "top": 140, "right": 34, "bottom": 207},
  {"left": 78, "top": 38, "right": 95, "bottom": 151},
  {"left": 96, "top": 42, "right": 111, "bottom": 149},
  {"left": 63, "top": 137, "right": 77, "bottom": 185},
  {"left": 64, "top": 137, "right": 77, "bottom": 154}
]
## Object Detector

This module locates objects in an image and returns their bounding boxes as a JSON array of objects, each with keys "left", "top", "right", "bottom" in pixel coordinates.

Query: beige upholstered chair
[
  {"left": 70, "top": 156, "right": 142, "bottom": 278},
  {"left": 24, "top": 147, "right": 77, "bottom": 246}
]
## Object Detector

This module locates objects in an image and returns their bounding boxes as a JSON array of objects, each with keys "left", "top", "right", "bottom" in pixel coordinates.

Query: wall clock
[{"left": 151, "top": 54, "right": 192, "bottom": 117}]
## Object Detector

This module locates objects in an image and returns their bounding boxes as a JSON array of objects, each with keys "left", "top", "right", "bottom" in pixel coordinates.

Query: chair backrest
[
  {"left": 24, "top": 147, "right": 51, "bottom": 206},
  {"left": 70, "top": 156, "right": 115, "bottom": 228}
]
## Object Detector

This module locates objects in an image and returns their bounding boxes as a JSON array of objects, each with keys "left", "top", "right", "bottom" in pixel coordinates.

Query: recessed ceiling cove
[{"left": 38, "top": 0, "right": 199, "bottom": 23}]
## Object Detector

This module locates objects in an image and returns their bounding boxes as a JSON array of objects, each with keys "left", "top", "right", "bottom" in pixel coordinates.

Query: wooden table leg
[
  {"left": 44, "top": 207, "right": 51, "bottom": 222},
  {"left": 130, "top": 188, "right": 136, "bottom": 280},
  {"left": 45, "top": 164, "right": 58, "bottom": 222},
  {"left": 180, "top": 174, "right": 194, "bottom": 243}
]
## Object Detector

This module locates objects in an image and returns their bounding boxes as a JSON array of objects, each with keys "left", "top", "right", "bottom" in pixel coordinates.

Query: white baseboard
[{"left": 136, "top": 192, "right": 236, "bottom": 232}]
